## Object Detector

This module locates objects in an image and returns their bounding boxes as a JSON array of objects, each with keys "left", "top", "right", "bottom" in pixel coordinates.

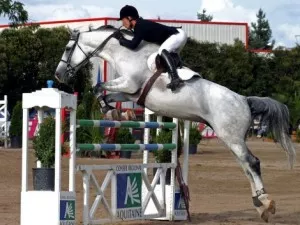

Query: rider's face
[{"left": 122, "top": 17, "right": 132, "bottom": 29}]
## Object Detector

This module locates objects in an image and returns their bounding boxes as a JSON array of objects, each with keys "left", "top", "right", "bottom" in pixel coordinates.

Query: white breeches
[{"left": 158, "top": 28, "right": 187, "bottom": 55}]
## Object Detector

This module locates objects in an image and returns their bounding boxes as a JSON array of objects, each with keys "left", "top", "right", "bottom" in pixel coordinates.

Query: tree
[
  {"left": 0, "top": 0, "right": 28, "bottom": 27},
  {"left": 249, "top": 8, "right": 274, "bottom": 49},
  {"left": 197, "top": 9, "right": 213, "bottom": 22},
  {"left": 0, "top": 26, "right": 92, "bottom": 113},
  {"left": 181, "top": 38, "right": 220, "bottom": 79},
  {"left": 212, "top": 40, "right": 254, "bottom": 95},
  {"left": 248, "top": 52, "right": 275, "bottom": 97}
]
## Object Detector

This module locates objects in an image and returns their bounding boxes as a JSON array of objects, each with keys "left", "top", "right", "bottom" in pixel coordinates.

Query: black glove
[{"left": 112, "top": 31, "right": 123, "bottom": 40}]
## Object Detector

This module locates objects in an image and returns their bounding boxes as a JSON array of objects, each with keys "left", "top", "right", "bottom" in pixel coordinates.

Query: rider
[{"left": 115, "top": 5, "right": 187, "bottom": 91}]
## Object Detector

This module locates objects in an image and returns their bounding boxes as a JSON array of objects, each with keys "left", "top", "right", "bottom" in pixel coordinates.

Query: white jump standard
[
  {"left": 21, "top": 87, "right": 77, "bottom": 225},
  {"left": 20, "top": 86, "right": 190, "bottom": 225}
]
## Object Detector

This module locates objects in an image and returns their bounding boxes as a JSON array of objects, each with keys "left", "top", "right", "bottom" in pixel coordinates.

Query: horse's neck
[
  {"left": 80, "top": 31, "right": 114, "bottom": 52},
  {"left": 80, "top": 31, "right": 116, "bottom": 68},
  {"left": 81, "top": 30, "right": 158, "bottom": 79}
]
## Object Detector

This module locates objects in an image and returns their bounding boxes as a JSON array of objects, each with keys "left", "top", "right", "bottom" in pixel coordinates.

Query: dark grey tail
[{"left": 247, "top": 96, "right": 296, "bottom": 168}]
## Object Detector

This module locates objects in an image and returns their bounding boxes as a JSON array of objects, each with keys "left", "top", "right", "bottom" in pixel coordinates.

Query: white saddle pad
[{"left": 147, "top": 52, "right": 201, "bottom": 81}]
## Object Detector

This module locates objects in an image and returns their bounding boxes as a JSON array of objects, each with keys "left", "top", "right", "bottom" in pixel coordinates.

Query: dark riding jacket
[{"left": 119, "top": 18, "right": 179, "bottom": 49}]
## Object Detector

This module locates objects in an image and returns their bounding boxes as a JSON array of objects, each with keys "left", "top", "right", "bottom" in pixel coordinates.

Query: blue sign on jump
[
  {"left": 174, "top": 192, "right": 186, "bottom": 210},
  {"left": 115, "top": 165, "right": 143, "bottom": 220},
  {"left": 60, "top": 200, "right": 75, "bottom": 223},
  {"left": 117, "top": 173, "right": 142, "bottom": 209}
]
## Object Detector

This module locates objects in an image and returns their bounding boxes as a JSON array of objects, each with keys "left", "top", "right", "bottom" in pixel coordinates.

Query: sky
[{"left": 1, "top": 0, "right": 300, "bottom": 48}]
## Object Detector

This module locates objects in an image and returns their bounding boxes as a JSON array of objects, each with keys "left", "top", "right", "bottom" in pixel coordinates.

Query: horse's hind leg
[
  {"left": 242, "top": 149, "right": 276, "bottom": 222},
  {"left": 248, "top": 178, "right": 270, "bottom": 222},
  {"left": 221, "top": 137, "right": 276, "bottom": 222}
]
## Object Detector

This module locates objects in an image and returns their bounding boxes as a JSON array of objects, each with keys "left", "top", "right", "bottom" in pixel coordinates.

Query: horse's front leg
[
  {"left": 94, "top": 84, "right": 132, "bottom": 112},
  {"left": 104, "top": 93, "right": 137, "bottom": 120},
  {"left": 94, "top": 90, "right": 136, "bottom": 120},
  {"left": 102, "top": 77, "right": 125, "bottom": 89},
  {"left": 102, "top": 76, "right": 140, "bottom": 94},
  {"left": 104, "top": 93, "right": 130, "bottom": 103}
]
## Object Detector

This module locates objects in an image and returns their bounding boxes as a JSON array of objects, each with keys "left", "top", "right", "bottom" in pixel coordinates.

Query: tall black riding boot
[{"left": 160, "top": 49, "right": 184, "bottom": 91}]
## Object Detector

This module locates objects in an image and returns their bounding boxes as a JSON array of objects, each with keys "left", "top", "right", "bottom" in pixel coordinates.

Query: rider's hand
[{"left": 112, "top": 31, "right": 123, "bottom": 40}]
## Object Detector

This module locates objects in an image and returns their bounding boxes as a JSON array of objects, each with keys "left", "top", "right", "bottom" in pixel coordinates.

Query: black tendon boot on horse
[{"left": 93, "top": 84, "right": 115, "bottom": 114}]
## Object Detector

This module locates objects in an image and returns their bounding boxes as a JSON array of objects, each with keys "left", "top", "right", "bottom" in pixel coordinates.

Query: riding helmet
[{"left": 118, "top": 5, "right": 139, "bottom": 20}]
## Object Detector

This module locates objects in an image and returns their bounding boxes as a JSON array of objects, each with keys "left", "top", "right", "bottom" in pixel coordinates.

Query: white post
[
  {"left": 111, "top": 171, "right": 117, "bottom": 219},
  {"left": 143, "top": 109, "right": 150, "bottom": 174},
  {"left": 37, "top": 109, "right": 44, "bottom": 129},
  {"left": 55, "top": 108, "right": 62, "bottom": 192},
  {"left": 4, "top": 95, "right": 7, "bottom": 148},
  {"left": 21, "top": 108, "right": 29, "bottom": 192},
  {"left": 69, "top": 108, "right": 76, "bottom": 192},
  {"left": 83, "top": 171, "right": 90, "bottom": 225},
  {"left": 183, "top": 120, "right": 190, "bottom": 184},
  {"left": 169, "top": 117, "right": 178, "bottom": 220},
  {"left": 156, "top": 115, "right": 163, "bottom": 135},
  {"left": 36, "top": 110, "right": 44, "bottom": 168}
]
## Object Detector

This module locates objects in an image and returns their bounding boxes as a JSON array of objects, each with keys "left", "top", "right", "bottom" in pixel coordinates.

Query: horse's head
[
  {"left": 55, "top": 25, "right": 120, "bottom": 84},
  {"left": 54, "top": 28, "right": 89, "bottom": 84}
]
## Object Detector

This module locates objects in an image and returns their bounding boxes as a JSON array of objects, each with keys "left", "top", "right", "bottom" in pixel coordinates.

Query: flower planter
[
  {"left": 188, "top": 144, "right": 197, "bottom": 154},
  {"left": 10, "top": 136, "right": 22, "bottom": 148},
  {"left": 32, "top": 168, "right": 55, "bottom": 191}
]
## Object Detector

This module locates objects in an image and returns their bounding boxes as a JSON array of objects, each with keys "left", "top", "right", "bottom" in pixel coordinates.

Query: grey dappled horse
[{"left": 54, "top": 25, "right": 296, "bottom": 222}]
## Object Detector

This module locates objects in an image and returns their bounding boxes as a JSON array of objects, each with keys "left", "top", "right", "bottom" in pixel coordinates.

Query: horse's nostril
[{"left": 55, "top": 73, "right": 61, "bottom": 82}]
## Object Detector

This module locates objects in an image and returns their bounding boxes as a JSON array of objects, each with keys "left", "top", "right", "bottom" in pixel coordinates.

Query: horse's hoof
[
  {"left": 106, "top": 109, "right": 121, "bottom": 120},
  {"left": 121, "top": 110, "right": 137, "bottom": 121},
  {"left": 258, "top": 194, "right": 276, "bottom": 215},
  {"left": 268, "top": 200, "right": 276, "bottom": 214},
  {"left": 111, "top": 109, "right": 122, "bottom": 120},
  {"left": 260, "top": 209, "right": 269, "bottom": 223},
  {"left": 127, "top": 110, "right": 137, "bottom": 120}
]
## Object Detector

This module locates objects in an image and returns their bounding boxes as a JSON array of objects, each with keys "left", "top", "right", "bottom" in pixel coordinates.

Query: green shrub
[
  {"left": 189, "top": 124, "right": 202, "bottom": 145},
  {"left": 32, "top": 116, "right": 67, "bottom": 168},
  {"left": 9, "top": 101, "right": 22, "bottom": 137},
  {"left": 152, "top": 129, "right": 172, "bottom": 163},
  {"left": 115, "top": 128, "right": 135, "bottom": 143}
]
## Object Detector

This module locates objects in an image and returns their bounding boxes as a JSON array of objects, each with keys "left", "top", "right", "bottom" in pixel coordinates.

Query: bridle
[{"left": 59, "top": 28, "right": 118, "bottom": 79}]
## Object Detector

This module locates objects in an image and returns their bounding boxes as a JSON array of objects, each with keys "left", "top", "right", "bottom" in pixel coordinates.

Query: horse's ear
[
  {"left": 89, "top": 24, "right": 94, "bottom": 31},
  {"left": 66, "top": 26, "right": 73, "bottom": 35},
  {"left": 67, "top": 26, "right": 71, "bottom": 33}
]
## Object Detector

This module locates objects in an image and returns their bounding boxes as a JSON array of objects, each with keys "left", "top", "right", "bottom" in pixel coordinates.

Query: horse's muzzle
[{"left": 55, "top": 73, "right": 63, "bottom": 83}]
